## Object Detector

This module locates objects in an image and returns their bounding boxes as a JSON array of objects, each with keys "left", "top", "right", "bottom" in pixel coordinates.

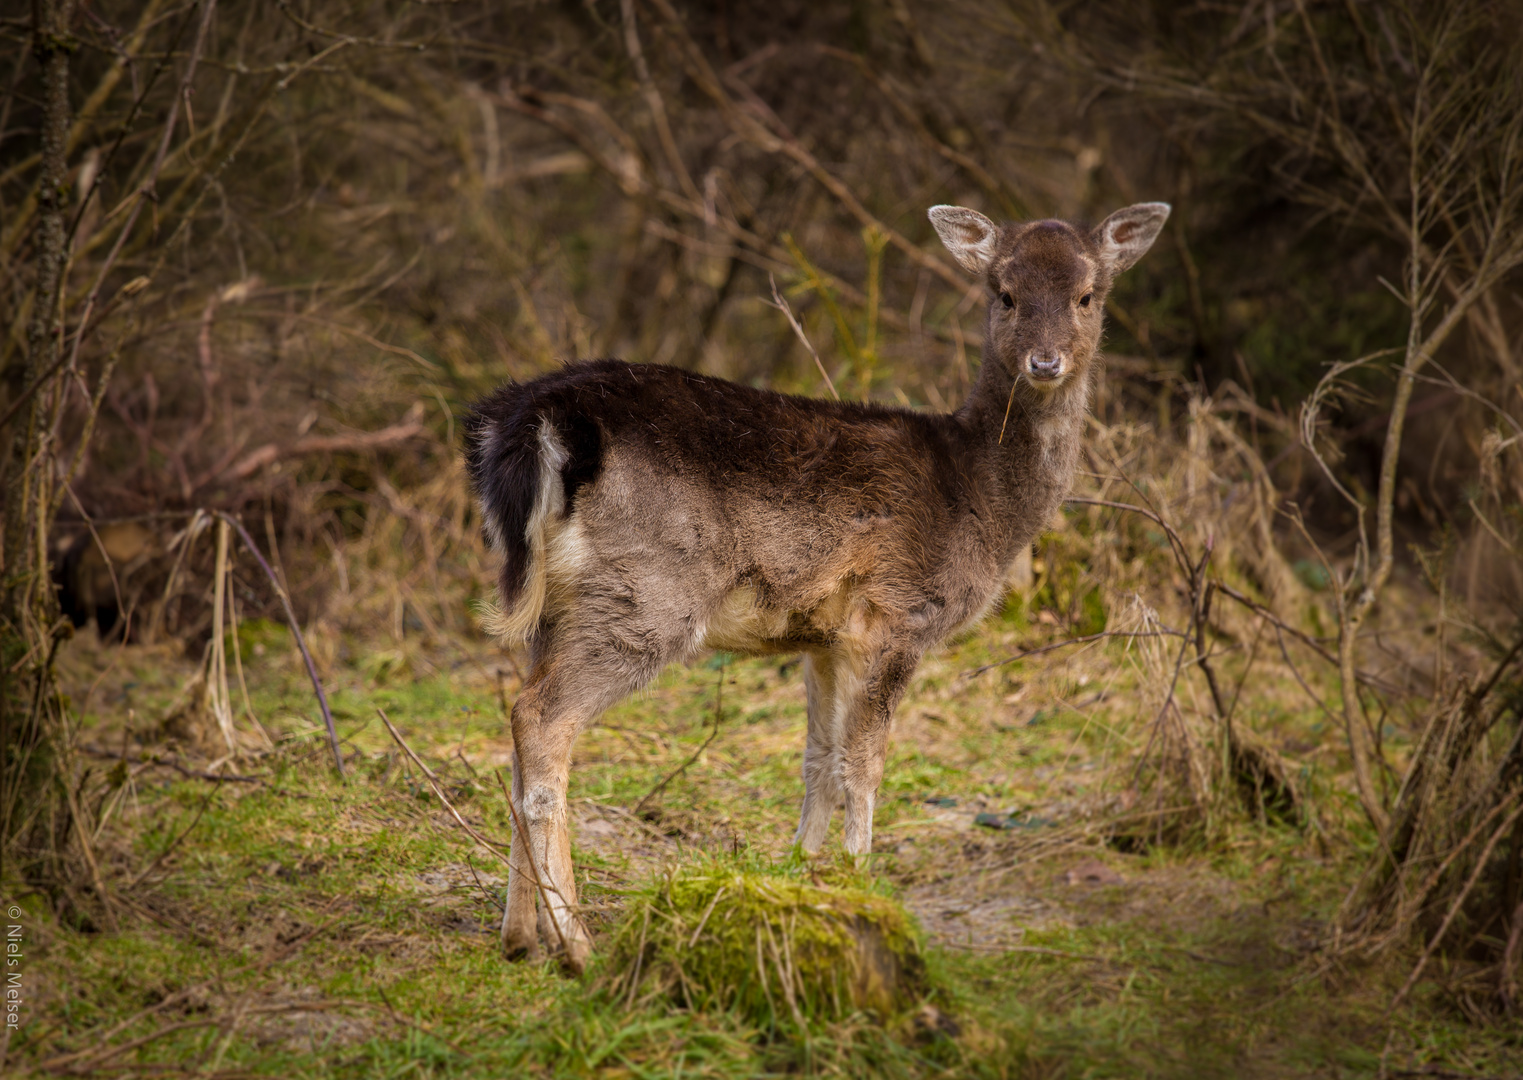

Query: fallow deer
[{"left": 466, "top": 201, "right": 1170, "bottom": 971}]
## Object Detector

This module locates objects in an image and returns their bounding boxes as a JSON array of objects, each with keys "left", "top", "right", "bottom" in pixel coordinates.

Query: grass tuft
[{"left": 598, "top": 853, "right": 928, "bottom": 1033}]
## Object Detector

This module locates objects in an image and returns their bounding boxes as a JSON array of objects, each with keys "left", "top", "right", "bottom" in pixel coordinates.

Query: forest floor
[{"left": 8, "top": 597, "right": 1520, "bottom": 1079}]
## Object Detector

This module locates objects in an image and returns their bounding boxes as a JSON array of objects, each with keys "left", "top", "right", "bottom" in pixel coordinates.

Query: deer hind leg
[
  {"left": 507, "top": 635, "right": 665, "bottom": 973},
  {"left": 504, "top": 674, "right": 585, "bottom": 970},
  {"left": 500, "top": 753, "right": 540, "bottom": 961},
  {"left": 794, "top": 650, "right": 844, "bottom": 853},
  {"left": 840, "top": 647, "right": 921, "bottom": 858}
]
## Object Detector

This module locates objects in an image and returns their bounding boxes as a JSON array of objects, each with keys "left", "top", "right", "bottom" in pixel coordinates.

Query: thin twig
[
  {"left": 79, "top": 744, "right": 264, "bottom": 783},
  {"left": 128, "top": 776, "right": 222, "bottom": 888},
  {"left": 66, "top": 773, "right": 120, "bottom": 934},
  {"left": 466, "top": 856, "right": 505, "bottom": 913},
  {"left": 63, "top": 486, "right": 128, "bottom": 638},
  {"left": 56, "top": 0, "right": 219, "bottom": 379},
  {"left": 1273, "top": 626, "right": 1337, "bottom": 724},
  {"left": 767, "top": 273, "right": 839, "bottom": 400},
  {"left": 635, "top": 663, "right": 725, "bottom": 815},
  {"left": 35, "top": 983, "right": 206, "bottom": 1071},
  {"left": 1390, "top": 798, "right": 1523, "bottom": 1010},
  {"left": 214, "top": 512, "right": 343, "bottom": 776},
  {"left": 376, "top": 708, "right": 507, "bottom": 859},
  {"left": 494, "top": 766, "right": 571, "bottom": 957},
  {"left": 1467, "top": 633, "right": 1523, "bottom": 709},
  {"left": 1213, "top": 581, "right": 1401, "bottom": 697},
  {"left": 963, "top": 629, "right": 1185, "bottom": 678},
  {"left": 0, "top": 348, "right": 71, "bottom": 432}
]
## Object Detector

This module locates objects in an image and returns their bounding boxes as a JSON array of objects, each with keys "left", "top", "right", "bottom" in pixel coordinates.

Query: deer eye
[
  {"left": 999, "top": 292, "right": 1014, "bottom": 309},
  {"left": 1079, "top": 293, "right": 1092, "bottom": 307}
]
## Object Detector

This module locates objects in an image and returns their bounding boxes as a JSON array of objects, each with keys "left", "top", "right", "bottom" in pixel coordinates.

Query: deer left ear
[{"left": 1093, "top": 202, "right": 1171, "bottom": 273}]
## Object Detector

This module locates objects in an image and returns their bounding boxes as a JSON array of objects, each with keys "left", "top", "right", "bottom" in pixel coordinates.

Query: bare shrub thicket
[
  {"left": 1032, "top": 0, "right": 1523, "bottom": 1009},
  {"left": 2, "top": 0, "right": 1522, "bottom": 1011}
]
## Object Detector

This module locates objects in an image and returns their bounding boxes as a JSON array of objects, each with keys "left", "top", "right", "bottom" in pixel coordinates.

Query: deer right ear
[{"left": 929, "top": 205, "right": 1000, "bottom": 275}]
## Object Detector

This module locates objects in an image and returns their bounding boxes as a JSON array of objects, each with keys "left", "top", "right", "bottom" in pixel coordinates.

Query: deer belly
[
  {"left": 700, "top": 586, "right": 787, "bottom": 651},
  {"left": 699, "top": 584, "right": 848, "bottom": 653}
]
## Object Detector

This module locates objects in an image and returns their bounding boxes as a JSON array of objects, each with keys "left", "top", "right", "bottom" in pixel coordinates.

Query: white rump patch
[{"left": 478, "top": 419, "right": 573, "bottom": 645}]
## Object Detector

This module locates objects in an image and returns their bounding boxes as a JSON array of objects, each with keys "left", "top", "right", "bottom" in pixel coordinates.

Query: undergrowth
[{"left": 7, "top": 600, "right": 1517, "bottom": 1078}]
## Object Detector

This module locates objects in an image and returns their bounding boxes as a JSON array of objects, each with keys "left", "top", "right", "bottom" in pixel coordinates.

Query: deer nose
[{"left": 1028, "top": 352, "right": 1063, "bottom": 380}]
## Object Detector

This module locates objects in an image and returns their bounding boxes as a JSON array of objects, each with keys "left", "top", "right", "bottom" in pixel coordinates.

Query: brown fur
[{"left": 465, "top": 201, "right": 1170, "bottom": 970}]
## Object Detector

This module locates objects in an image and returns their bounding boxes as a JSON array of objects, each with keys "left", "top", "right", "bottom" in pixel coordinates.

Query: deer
[{"left": 465, "top": 200, "right": 1170, "bottom": 972}]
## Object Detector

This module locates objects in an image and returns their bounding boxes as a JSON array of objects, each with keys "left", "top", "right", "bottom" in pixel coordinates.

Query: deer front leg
[
  {"left": 501, "top": 753, "right": 541, "bottom": 961},
  {"left": 839, "top": 648, "right": 920, "bottom": 858},
  {"left": 794, "top": 651, "right": 843, "bottom": 853}
]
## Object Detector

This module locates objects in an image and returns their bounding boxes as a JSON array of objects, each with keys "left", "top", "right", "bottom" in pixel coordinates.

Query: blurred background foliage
[{"left": 3, "top": 0, "right": 1516, "bottom": 593}]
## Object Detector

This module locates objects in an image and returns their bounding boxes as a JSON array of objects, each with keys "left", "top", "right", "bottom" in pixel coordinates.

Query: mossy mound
[{"left": 600, "top": 859, "right": 928, "bottom": 1029}]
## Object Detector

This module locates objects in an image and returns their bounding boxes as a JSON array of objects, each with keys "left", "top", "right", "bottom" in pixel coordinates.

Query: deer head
[{"left": 929, "top": 202, "right": 1170, "bottom": 389}]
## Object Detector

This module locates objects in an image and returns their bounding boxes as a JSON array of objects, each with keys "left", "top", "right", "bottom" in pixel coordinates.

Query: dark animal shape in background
[{"left": 55, "top": 521, "right": 164, "bottom": 639}]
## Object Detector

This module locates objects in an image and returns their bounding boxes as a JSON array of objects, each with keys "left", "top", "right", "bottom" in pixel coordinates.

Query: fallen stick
[
  {"left": 375, "top": 704, "right": 572, "bottom": 947},
  {"left": 376, "top": 709, "right": 506, "bottom": 860},
  {"left": 634, "top": 664, "right": 724, "bottom": 816},
  {"left": 127, "top": 776, "right": 223, "bottom": 888},
  {"left": 78, "top": 744, "right": 264, "bottom": 783},
  {"left": 216, "top": 402, "right": 426, "bottom": 484}
]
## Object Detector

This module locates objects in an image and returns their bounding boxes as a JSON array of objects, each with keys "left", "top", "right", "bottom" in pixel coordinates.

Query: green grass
[{"left": 12, "top": 612, "right": 1517, "bottom": 1078}]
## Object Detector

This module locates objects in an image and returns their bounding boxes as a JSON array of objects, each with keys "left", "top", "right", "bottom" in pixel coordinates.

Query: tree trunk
[
  {"left": 2, "top": 0, "right": 74, "bottom": 847},
  {"left": 4, "top": 0, "right": 73, "bottom": 623}
]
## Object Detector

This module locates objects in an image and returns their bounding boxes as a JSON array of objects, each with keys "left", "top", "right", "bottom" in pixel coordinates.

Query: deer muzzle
[{"left": 1025, "top": 350, "right": 1065, "bottom": 383}]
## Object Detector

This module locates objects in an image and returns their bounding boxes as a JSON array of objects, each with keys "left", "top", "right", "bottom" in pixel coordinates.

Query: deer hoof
[
  {"left": 557, "top": 933, "right": 592, "bottom": 976},
  {"left": 502, "top": 926, "right": 540, "bottom": 963}
]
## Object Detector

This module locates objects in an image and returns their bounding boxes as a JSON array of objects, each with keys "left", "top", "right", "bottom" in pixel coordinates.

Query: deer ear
[
  {"left": 1094, "top": 202, "right": 1171, "bottom": 273},
  {"left": 929, "top": 205, "right": 1000, "bottom": 275}
]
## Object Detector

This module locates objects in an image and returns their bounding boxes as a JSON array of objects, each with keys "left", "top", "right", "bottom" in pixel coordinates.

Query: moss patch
[{"left": 599, "top": 857, "right": 928, "bottom": 1032}]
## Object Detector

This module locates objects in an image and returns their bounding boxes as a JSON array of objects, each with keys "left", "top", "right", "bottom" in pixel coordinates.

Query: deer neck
[
  {"left": 960, "top": 342, "right": 1092, "bottom": 449},
  {"left": 957, "top": 347, "right": 1093, "bottom": 551}
]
